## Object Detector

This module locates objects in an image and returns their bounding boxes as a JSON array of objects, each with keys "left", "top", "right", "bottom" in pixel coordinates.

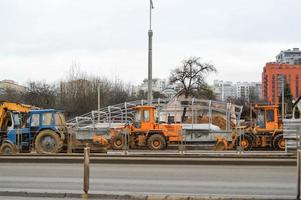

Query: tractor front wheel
[
  {"left": 0, "top": 143, "right": 17, "bottom": 155},
  {"left": 147, "top": 134, "right": 166, "bottom": 150},
  {"left": 236, "top": 134, "right": 253, "bottom": 151},
  {"left": 35, "top": 130, "right": 62, "bottom": 154},
  {"left": 111, "top": 134, "right": 124, "bottom": 150},
  {"left": 273, "top": 134, "right": 285, "bottom": 151}
]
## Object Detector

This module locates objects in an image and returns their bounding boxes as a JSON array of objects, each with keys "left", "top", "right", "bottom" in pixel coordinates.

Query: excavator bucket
[
  {"left": 213, "top": 136, "right": 229, "bottom": 151},
  {"left": 214, "top": 141, "right": 226, "bottom": 151},
  {"left": 92, "top": 135, "right": 109, "bottom": 146}
]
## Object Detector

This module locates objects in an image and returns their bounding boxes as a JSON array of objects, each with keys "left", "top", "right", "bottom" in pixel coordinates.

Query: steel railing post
[{"left": 83, "top": 146, "right": 90, "bottom": 195}]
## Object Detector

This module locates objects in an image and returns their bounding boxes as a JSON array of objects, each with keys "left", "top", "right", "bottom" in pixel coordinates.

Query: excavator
[
  {"left": 0, "top": 101, "right": 33, "bottom": 153},
  {"left": 0, "top": 101, "right": 32, "bottom": 134}
]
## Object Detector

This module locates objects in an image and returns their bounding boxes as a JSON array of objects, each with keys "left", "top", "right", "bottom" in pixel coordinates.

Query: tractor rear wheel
[
  {"left": 147, "top": 134, "right": 166, "bottom": 150},
  {"left": 35, "top": 130, "right": 62, "bottom": 154},
  {"left": 236, "top": 134, "right": 253, "bottom": 151},
  {"left": 111, "top": 134, "right": 124, "bottom": 150},
  {"left": 273, "top": 134, "right": 285, "bottom": 151},
  {"left": 0, "top": 143, "right": 17, "bottom": 155}
]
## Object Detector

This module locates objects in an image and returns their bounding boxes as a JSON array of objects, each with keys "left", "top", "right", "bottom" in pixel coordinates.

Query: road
[{"left": 0, "top": 163, "right": 297, "bottom": 199}]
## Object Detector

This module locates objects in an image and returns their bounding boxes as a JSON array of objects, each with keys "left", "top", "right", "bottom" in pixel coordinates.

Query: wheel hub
[
  {"left": 115, "top": 140, "right": 122, "bottom": 147},
  {"left": 241, "top": 139, "right": 248, "bottom": 148},
  {"left": 3, "top": 147, "right": 12, "bottom": 155},
  {"left": 153, "top": 140, "right": 161, "bottom": 147},
  {"left": 41, "top": 136, "right": 56, "bottom": 152},
  {"left": 278, "top": 139, "right": 285, "bottom": 149}
]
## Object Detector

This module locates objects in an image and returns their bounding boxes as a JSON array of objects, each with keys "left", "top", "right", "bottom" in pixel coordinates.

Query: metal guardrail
[
  {"left": 284, "top": 119, "right": 301, "bottom": 152},
  {"left": 68, "top": 98, "right": 243, "bottom": 132}
]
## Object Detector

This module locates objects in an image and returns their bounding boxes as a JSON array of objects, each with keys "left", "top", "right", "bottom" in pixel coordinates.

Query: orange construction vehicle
[
  {"left": 215, "top": 104, "right": 284, "bottom": 151},
  {"left": 0, "top": 101, "right": 33, "bottom": 134},
  {"left": 109, "top": 106, "right": 182, "bottom": 150}
]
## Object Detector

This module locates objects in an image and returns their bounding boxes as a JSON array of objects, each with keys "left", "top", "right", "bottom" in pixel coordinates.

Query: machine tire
[
  {"left": 0, "top": 143, "right": 17, "bottom": 155},
  {"left": 273, "top": 134, "right": 285, "bottom": 151},
  {"left": 236, "top": 134, "right": 253, "bottom": 151},
  {"left": 111, "top": 134, "right": 124, "bottom": 150},
  {"left": 35, "top": 130, "right": 62, "bottom": 154},
  {"left": 147, "top": 134, "right": 166, "bottom": 150}
]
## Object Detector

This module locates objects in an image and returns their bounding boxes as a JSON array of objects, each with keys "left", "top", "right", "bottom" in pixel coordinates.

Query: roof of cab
[{"left": 30, "top": 109, "right": 64, "bottom": 113}]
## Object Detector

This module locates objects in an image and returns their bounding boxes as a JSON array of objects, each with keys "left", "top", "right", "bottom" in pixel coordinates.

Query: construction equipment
[
  {"left": 0, "top": 109, "right": 68, "bottom": 154},
  {"left": 0, "top": 101, "right": 32, "bottom": 133},
  {"left": 0, "top": 107, "right": 109, "bottom": 155},
  {"left": 0, "top": 101, "right": 33, "bottom": 153},
  {"left": 215, "top": 104, "right": 284, "bottom": 151},
  {"left": 107, "top": 105, "right": 182, "bottom": 150}
]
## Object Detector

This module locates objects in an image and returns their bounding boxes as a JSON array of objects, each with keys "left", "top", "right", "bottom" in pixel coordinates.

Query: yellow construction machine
[
  {"left": 0, "top": 101, "right": 33, "bottom": 133},
  {"left": 215, "top": 104, "right": 285, "bottom": 151}
]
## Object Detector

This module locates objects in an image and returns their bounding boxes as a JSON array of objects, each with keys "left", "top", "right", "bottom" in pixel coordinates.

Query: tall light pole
[
  {"left": 147, "top": 0, "right": 154, "bottom": 105},
  {"left": 282, "top": 74, "right": 285, "bottom": 120}
]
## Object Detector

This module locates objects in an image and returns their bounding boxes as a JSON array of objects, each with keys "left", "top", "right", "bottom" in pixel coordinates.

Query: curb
[
  {"left": 0, "top": 156, "right": 296, "bottom": 166},
  {"left": 0, "top": 156, "right": 297, "bottom": 166},
  {"left": 0, "top": 191, "right": 295, "bottom": 200}
]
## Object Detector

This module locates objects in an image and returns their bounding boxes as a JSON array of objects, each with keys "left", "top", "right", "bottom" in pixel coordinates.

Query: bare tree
[
  {"left": 23, "top": 81, "right": 57, "bottom": 108},
  {"left": 169, "top": 57, "right": 216, "bottom": 122},
  {"left": 169, "top": 57, "right": 216, "bottom": 98}
]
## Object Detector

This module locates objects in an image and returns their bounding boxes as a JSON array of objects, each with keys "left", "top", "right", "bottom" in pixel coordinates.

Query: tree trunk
[{"left": 181, "top": 107, "right": 187, "bottom": 123}]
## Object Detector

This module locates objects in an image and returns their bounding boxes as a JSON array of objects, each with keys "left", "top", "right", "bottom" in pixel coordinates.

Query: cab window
[
  {"left": 135, "top": 111, "right": 141, "bottom": 122},
  {"left": 42, "top": 113, "right": 53, "bottom": 126},
  {"left": 31, "top": 114, "right": 40, "bottom": 127},
  {"left": 266, "top": 110, "right": 274, "bottom": 122},
  {"left": 257, "top": 110, "right": 265, "bottom": 128},
  {"left": 143, "top": 110, "right": 150, "bottom": 122}
]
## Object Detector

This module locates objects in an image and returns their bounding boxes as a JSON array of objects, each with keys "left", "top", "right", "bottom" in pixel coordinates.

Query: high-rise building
[
  {"left": 213, "top": 80, "right": 261, "bottom": 102},
  {"left": 262, "top": 63, "right": 301, "bottom": 104},
  {"left": 213, "top": 80, "right": 236, "bottom": 101},
  {"left": 236, "top": 82, "right": 250, "bottom": 101},
  {"left": 276, "top": 48, "right": 301, "bottom": 65},
  {"left": 262, "top": 48, "right": 301, "bottom": 104}
]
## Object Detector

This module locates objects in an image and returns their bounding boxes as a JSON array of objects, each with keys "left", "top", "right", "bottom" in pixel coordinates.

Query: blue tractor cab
[{"left": 0, "top": 109, "right": 67, "bottom": 154}]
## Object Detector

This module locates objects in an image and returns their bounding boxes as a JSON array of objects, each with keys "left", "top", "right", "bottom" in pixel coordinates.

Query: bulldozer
[
  {"left": 215, "top": 104, "right": 284, "bottom": 151},
  {"left": 107, "top": 105, "right": 182, "bottom": 150}
]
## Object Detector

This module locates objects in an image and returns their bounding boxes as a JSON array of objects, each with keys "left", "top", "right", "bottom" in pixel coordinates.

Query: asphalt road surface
[{"left": 0, "top": 163, "right": 297, "bottom": 199}]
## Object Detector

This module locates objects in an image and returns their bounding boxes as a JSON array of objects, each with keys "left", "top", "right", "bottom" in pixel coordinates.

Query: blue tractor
[{"left": 0, "top": 109, "right": 68, "bottom": 154}]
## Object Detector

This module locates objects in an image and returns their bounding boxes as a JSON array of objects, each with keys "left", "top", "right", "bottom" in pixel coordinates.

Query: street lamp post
[
  {"left": 147, "top": 0, "right": 154, "bottom": 105},
  {"left": 282, "top": 75, "right": 285, "bottom": 120}
]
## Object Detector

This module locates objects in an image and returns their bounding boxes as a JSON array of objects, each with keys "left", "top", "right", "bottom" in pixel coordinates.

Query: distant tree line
[
  {"left": 0, "top": 58, "right": 217, "bottom": 119},
  {"left": 0, "top": 66, "right": 137, "bottom": 119}
]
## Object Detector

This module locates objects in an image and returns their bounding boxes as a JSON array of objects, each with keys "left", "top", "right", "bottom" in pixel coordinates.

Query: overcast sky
[{"left": 0, "top": 0, "right": 301, "bottom": 86}]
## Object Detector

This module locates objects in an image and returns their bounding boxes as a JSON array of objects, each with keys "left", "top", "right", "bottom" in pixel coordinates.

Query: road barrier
[{"left": 83, "top": 146, "right": 90, "bottom": 195}]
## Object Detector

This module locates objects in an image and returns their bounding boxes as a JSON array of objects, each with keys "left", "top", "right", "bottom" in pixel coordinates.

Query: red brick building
[{"left": 262, "top": 62, "right": 301, "bottom": 104}]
